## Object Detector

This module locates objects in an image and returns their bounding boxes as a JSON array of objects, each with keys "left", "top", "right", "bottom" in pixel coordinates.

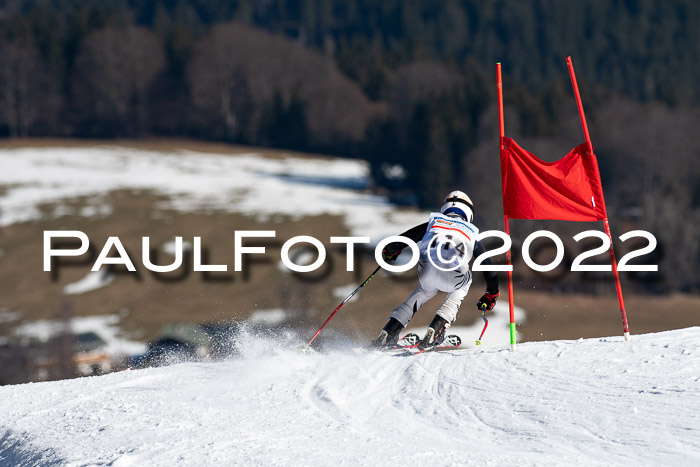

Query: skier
[{"left": 371, "top": 190, "right": 500, "bottom": 349}]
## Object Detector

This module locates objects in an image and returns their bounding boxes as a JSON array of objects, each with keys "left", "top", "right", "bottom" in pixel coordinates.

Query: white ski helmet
[{"left": 440, "top": 190, "right": 474, "bottom": 222}]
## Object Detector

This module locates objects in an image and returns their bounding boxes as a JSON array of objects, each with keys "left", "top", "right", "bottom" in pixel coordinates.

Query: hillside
[
  {"left": 1, "top": 141, "right": 698, "bottom": 375},
  {"left": 1, "top": 328, "right": 699, "bottom": 465},
  {"left": 0, "top": 142, "right": 428, "bottom": 341}
]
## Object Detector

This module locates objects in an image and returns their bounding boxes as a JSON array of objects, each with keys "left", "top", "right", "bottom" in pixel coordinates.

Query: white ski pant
[{"left": 390, "top": 259, "right": 473, "bottom": 327}]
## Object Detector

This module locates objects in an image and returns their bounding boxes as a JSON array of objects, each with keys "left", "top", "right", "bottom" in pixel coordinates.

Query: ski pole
[
  {"left": 475, "top": 310, "right": 489, "bottom": 346},
  {"left": 305, "top": 265, "right": 382, "bottom": 349}
]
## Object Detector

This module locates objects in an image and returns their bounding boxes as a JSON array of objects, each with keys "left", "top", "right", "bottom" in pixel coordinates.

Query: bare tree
[
  {"left": 187, "top": 28, "right": 253, "bottom": 141},
  {"left": 386, "top": 60, "right": 464, "bottom": 141},
  {"left": 389, "top": 61, "right": 463, "bottom": 116},
  {"left": 72, "top": 27, "right": 165, "bottom": 136},
  {"left": 593, "top": 98, "right": 700, "bottom": 291},
  {"left": 188, "top": 22, "right": 379, "bottom": 146},
  {"left": 0, "top": 41, "right": 60, "bottom": 137}
]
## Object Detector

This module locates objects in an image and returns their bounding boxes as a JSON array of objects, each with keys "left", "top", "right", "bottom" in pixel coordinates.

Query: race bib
[{"left": 420, "top": 213, "right": 478, "bottom": 271}]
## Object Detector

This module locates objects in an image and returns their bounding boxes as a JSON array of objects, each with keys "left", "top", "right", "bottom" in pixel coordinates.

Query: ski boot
[
  {"left": 420, "top": 315, "right": 449, "bottom": 349},
  {"left": 370, "top": 317, "right": 404, "bottom": 349}
]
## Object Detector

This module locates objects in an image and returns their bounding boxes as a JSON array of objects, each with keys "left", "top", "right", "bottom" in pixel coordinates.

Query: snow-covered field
[
  {"left": 0, "top": 146, "right": 426, "bottom": 239},
  {"left": 1, "top": 328, "right": 699, "bottom": 466},
  {"left": 13, "top": 314, "right": 147, "bottom": 358},
  {"left": 0, "top": 144, "right": 431, "bottom": 361}
]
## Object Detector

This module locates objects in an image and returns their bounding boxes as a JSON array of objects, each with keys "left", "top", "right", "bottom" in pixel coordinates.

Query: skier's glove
[
  {"left": 382, "top": 246, "right": 401, "bottom": 263},
  {"left": 477, "top": 291, "right": 499, "bottom": 311}
]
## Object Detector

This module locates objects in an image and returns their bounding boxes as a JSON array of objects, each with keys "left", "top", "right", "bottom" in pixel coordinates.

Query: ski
[
  {"left": 360, "top": 332, "right": 461, "bottom": 354},
  {"left": 357, "top": 332, "right": 421, "bottom": 354},
  {"left": 391, "top": 332, "right": 421, "bottom": 350},
  {"left": 394, "top": 334, "right": 462, "bottom": 356}
]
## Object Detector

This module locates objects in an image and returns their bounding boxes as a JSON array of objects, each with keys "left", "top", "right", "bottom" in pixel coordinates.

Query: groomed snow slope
[{"left": 2, "top": 328, "right": 700, "bottom": 466}]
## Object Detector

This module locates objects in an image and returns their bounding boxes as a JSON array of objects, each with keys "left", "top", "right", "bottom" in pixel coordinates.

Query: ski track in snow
[{"left": 1, "top": 328, "right": 700, "bottom": 466}]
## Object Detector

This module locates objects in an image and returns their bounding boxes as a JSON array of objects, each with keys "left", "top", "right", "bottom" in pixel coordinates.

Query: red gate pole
[
  {"left": 566, "top": 56, "right": 631, "bottom": 341},
  {"left": 498, "top": 63, "right": 517, "bottom": 350},
  {"left": 504, "top": 215, "right": 516, "bottom": 350}
]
